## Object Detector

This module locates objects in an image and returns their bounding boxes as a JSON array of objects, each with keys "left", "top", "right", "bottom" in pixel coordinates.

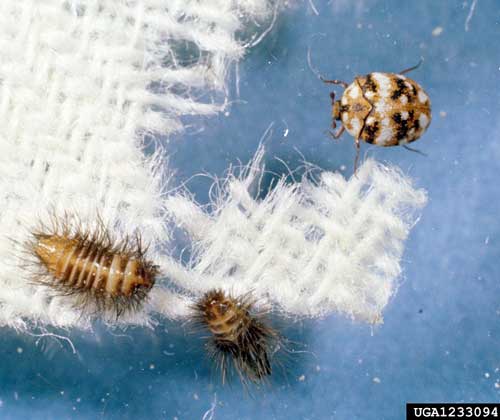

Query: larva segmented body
[
  {"left": 29, "top": 216, "right": 158, "bottom": 317},
  {"left": 193, "top": 289, "right": 279, "bottom": 385}
]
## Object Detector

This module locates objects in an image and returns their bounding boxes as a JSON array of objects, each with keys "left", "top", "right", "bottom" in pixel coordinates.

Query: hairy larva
[
  {"left": 193, "top": 289, "right": 280, "bottom": 385},
  {"left": 26, "top": 214, "right": 159, "bottom": 317}
]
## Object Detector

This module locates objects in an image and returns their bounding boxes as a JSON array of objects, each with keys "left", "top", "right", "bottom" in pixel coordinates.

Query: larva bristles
[
  {"left": 193, "top": 289, "right": 280, "bottom": 385},
  {"left": 26, "top": 214, "right": 159, "bottom": 318}
]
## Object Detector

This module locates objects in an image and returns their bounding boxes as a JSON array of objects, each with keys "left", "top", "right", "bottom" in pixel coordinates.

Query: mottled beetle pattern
[{"left": 322, "top": 62, "right": 431, "bottom": 169}]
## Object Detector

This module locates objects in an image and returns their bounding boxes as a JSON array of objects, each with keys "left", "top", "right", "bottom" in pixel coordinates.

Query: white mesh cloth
[
  {"left": 0, "top": 0, "right": 427, "bottom": 330},
  {"left": 162, "top": 148, "right": 427, "bottom": 323},
  {"left": 0, "top": 0, "right": 273, "bottom": 329}
]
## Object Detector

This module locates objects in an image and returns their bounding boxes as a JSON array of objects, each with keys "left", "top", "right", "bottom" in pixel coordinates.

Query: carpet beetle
[
  {"left": 27, "top": 213, "right": 158, "bottom": 317},
  {"left": 322, "top": 61, "right": 431, "bottom": 169},
  {"left": 192, "top": 289, "right": 280, "bottom": 385}
]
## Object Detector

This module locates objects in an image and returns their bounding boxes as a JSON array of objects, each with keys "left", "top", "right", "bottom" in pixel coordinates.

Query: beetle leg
[
  {"left": 330, "top": 92, "right": 336, "bottom": 105},
  {"left": 403, "top": 144, "right": 427, "bottom": 156},
  {"left": 399, "top": 58, "right": 423, "bottom": 75},
  {"left": 333, "top": 125, "right": 345, "bottom": 138},
  {"left": 353, "top": 138, "right": 361, "bottom": 172},
  {"left": 327, "top": 125, "right": 345, "bottom": 141},
  {"left": 321, "top": 77, "right": 349, "bottom": 88}
]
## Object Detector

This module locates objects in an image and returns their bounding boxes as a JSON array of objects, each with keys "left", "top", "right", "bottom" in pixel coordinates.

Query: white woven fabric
[
  {"left": 0, "top": 0, "right": 426, "bottom": 330},
  {"left": 162, "top": 149, "right": 427, "bottom": 323},
  {"left": 0, "top": 0, "right": 273, "bottom": 329}
]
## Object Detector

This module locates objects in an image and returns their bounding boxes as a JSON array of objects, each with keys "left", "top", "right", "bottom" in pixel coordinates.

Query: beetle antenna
[
  {"left": 403, "top": 145, "right": 427, "bottom": 156},
  {"left": 320, "top": 77, "right": 349, "bottom": 88},
  {"left": 399, "top": 58, "right": 424, "bottom": 75}
]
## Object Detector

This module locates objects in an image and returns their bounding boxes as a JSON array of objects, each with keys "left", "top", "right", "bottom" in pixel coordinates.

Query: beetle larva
[
  {"left": 29, "top": 215, "right": 158, "bottom": 317},
  {"left": 193, "top": 289, "right": 280, "bottom": 385}
]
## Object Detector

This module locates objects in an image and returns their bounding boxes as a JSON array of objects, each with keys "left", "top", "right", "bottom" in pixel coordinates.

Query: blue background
[{"left": 1, "top": 1, "right": 499, "bottom": 419}]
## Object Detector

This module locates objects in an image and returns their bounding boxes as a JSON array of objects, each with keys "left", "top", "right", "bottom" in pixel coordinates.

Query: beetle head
[
  {"left": 332, "top": 98, "right": 342, "bottom": 122},
  {"left": 329, "top": 92, "right": 341, "bottom": 126}
]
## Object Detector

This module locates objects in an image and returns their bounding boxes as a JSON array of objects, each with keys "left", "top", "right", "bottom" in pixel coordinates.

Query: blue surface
[{"left": 1, "top": 1, "right": 499, "bottom": 419}]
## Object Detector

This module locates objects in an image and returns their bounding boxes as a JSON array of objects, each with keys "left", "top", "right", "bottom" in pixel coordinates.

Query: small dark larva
[
  {"left": 193, "top": 289, "right": 279, "bottom": 385},
  {"left": 28, "top": 215, "right": 158, "bottom": 317},
  {"left": 322, "top": 61, "right": 432, "bottom": 169}
]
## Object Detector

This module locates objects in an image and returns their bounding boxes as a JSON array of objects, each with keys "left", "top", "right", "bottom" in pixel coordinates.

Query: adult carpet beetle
[{"left": 322, "top": 61, "right": 431, "bottom": 170}]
